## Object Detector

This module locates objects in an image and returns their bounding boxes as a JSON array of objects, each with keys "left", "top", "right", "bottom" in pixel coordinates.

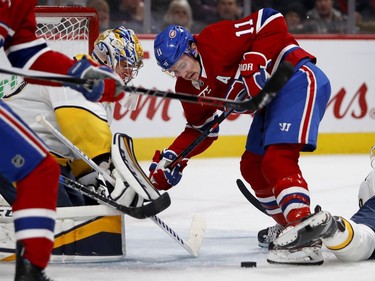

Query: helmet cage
[{"left": 92, "top": 26, "right": 144, "bottom": 84}]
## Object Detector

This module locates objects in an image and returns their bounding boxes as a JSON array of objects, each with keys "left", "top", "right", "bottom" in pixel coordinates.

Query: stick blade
[
  {"left": 126, "top": 192, "right": 171, "bottom": 219},
  {"left": 187, "top": 215, "right": 207, "bottom": 257}
]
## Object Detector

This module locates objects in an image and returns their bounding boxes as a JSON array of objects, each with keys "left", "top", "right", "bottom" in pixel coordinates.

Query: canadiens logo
[{"left": 169, "top": 30, "right": 177, "bottom": 39}]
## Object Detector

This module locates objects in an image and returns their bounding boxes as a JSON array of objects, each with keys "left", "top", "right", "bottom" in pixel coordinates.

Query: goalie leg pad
[
  {"left": 0, "top": 205, "right": 126, "bottom": 263},
  {"left": 110, "top": 174, "right": 144, "bottom": 207},
  {"left": 111, "top": 133, "right": 161, "bottom": 201}
]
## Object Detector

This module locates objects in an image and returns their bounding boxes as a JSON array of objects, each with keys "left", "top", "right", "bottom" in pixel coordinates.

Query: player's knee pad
[{"left": 359, "top": 170, "right": 375, "bottom": 207}]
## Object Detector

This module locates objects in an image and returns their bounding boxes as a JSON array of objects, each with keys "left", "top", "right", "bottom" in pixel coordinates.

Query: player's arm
[
  {"left": 0, "top": 4, "right": 123, "bottom": 103},
  {"left": 149, "top": 103, "right": 218, "bottom": 190}
]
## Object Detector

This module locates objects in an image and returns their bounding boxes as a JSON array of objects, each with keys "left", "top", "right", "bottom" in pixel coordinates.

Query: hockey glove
[
  {"left": 77, "top": 159, "right": 141, "bottom": 207},
  {"left": 77, "top": 159, "right": 112, "bottom": 197},
  {"left": 149, "top": 149, "right": 188, "bottom": 190},
  {"left": 239, "top": 52, "right": 270, "bottom": 97},
  {"left": 67, "top": 57, "right": 125, "bottom": 102}
]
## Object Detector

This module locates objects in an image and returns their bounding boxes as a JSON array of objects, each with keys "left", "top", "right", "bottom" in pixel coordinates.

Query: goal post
[{"left": 0, "top": 6, "right": 99, "bottom": 98}]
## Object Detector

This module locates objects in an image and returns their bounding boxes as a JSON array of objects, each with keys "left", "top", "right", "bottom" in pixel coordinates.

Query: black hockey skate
[
  {"left": 257, "top": 224, "right": 283, "bottom": 248},
  {"left": 15, "top": 242, "right": 54, "bottom": 281},
  {"left": 273, "top": 210, "right": 340, "bottom": 249}
]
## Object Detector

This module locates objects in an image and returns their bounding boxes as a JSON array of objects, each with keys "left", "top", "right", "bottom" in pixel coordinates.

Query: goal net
[{"left": 0, "top": 6, "right": 99, "bottom": 98}]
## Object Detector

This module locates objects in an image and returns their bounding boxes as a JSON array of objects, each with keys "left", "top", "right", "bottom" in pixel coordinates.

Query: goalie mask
[
  {"left": 154, "top": 25, "right": 196, "bottom": 72},
  {"left": 92, "top": 26, "right": 144, "bottom": 84}
]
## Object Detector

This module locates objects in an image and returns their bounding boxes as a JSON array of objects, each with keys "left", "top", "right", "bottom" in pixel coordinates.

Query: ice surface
[{"left": 1, "top": 155, "right": 374, "bottom": 280}]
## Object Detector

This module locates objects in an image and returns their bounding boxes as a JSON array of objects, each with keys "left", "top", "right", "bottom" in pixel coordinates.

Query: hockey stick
[
  {"left": 168, "top": 109, "right": 233, "bottom": 169},
  {"left": 60, "top": 176, "right": 170, "bottom": 219},
  {"left": 151, "top": 215, "right": 206, "bottom": 257},
  {"left": 36, "top": 115, "right": 206, "bottom": 256},
  {"left": 0, "top": 62, "right": 294, "bottom": 111},
  {"left": 236, "top": 179, "right": 267, "bottom": 215},
  {"left": 0, "top": 65, "right": 91, "bottom": 88},
  {"left": 125, "top": 61, "right": 294, "bottom": 111}
]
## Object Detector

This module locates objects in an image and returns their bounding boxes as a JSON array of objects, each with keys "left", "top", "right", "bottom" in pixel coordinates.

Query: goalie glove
[
  {"left": 239, "top": 52, "right": 270, "bottom": 98},
  {"left": 67, "top": 57, "right": 125, "bottom": 102},
  {"left": 149, "top": 149, "right": 188, "bottom": 190},
  {"left": 77, "top": 160, "right": 112, "bottom": 197},
  {"left": 77, "top": 159, "right": 140, "bottom": 207}
]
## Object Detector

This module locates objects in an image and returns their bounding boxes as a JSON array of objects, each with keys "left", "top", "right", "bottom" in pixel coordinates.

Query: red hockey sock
[
  {"left": 240, "top": 150, "right": 288, "bottom": 226},
  {"left": 261, "top": 144, "right": 311, "bottom": 224},
  {"left": 22, "top": 238, "right": 55, "bottom": 269},
  {"left": 13, "top": 155, "right": 59, "bottom": 268},
  {"left": 273, "top": 174, "right": 311, "bottom": 224}
]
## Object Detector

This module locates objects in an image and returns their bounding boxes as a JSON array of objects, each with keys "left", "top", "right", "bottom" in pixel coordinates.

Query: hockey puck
[{"left": 241, "top": 261, "right": 257, "bottom": 268}]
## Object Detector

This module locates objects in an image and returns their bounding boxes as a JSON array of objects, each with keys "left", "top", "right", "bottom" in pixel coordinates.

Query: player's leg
[
  {"left": 0, "top": 101, "right": 59, "bottom": 279},
  {"left": 262, "top": 61, "right": 330, "bottom": 225},
  {"left": 265, "top": 62, "right": 331, "bottom": 264},
  {"left": 240, "top": 149, "right": 288, "bottom": 226},
  {"left": 241, "top": 114, "right": 291, "bottom": 247},
  {"left": 58, "top": 165, "right": 85, "bottom": 207},
  {"left": 262, "top": 143, "right": 310, "bottom": 223}
]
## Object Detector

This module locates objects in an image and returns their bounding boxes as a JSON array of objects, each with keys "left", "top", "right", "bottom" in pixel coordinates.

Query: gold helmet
[{"left": 92, "top": 26, "right": 144, "bottom": 83}]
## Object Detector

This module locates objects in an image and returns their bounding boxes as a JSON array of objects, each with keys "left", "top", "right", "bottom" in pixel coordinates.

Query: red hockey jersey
[{"left": 169, "top": 8, "right": 315, "bottom": 156}]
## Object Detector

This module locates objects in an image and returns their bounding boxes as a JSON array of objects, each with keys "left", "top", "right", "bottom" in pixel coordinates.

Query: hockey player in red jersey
[
  {"left": 151, "top": 8, "right": 331, "bottom": 264},
  {"left": 0, "top": 1, "right": 124, "bottom": 280}
]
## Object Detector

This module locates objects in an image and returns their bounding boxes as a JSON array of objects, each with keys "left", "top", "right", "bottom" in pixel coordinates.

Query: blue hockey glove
[
  {"left": 149, "top": 149, "right": 188, "bottom": 190},
  {"left": 67, "top": 57, "right": 125, "bottom": 102}
]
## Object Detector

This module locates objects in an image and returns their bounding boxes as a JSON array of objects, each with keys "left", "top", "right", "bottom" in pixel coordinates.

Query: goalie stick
[
  {"left": 60, "top": 176, "right": 170, "bottom": 219},
  {"left": 36, "top": 115, "right": 206, "bottom": 256},
  {"left": 0, "top": 61, "right": 294, "bottom": 111},
  {"left": 35, "top": 114, "right": 116, "bottom": 186}
]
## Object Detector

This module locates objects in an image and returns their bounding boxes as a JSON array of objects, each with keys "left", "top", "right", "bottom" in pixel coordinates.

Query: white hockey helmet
[{"left": 92, "top": 26, "right": 144, "bottom": 84}]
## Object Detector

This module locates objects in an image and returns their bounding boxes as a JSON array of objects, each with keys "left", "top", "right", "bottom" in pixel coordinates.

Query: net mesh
[
  {"left": 36, "top": 16, "right": 90, "bottom": 42},
  {"left": 0, "top": 7, "right": 97, "bottom": 98}
]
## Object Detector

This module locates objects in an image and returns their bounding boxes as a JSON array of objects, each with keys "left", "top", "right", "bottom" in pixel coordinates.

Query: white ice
[{"left": 1, "top": 154, "right": 374, "bottom": 280}]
